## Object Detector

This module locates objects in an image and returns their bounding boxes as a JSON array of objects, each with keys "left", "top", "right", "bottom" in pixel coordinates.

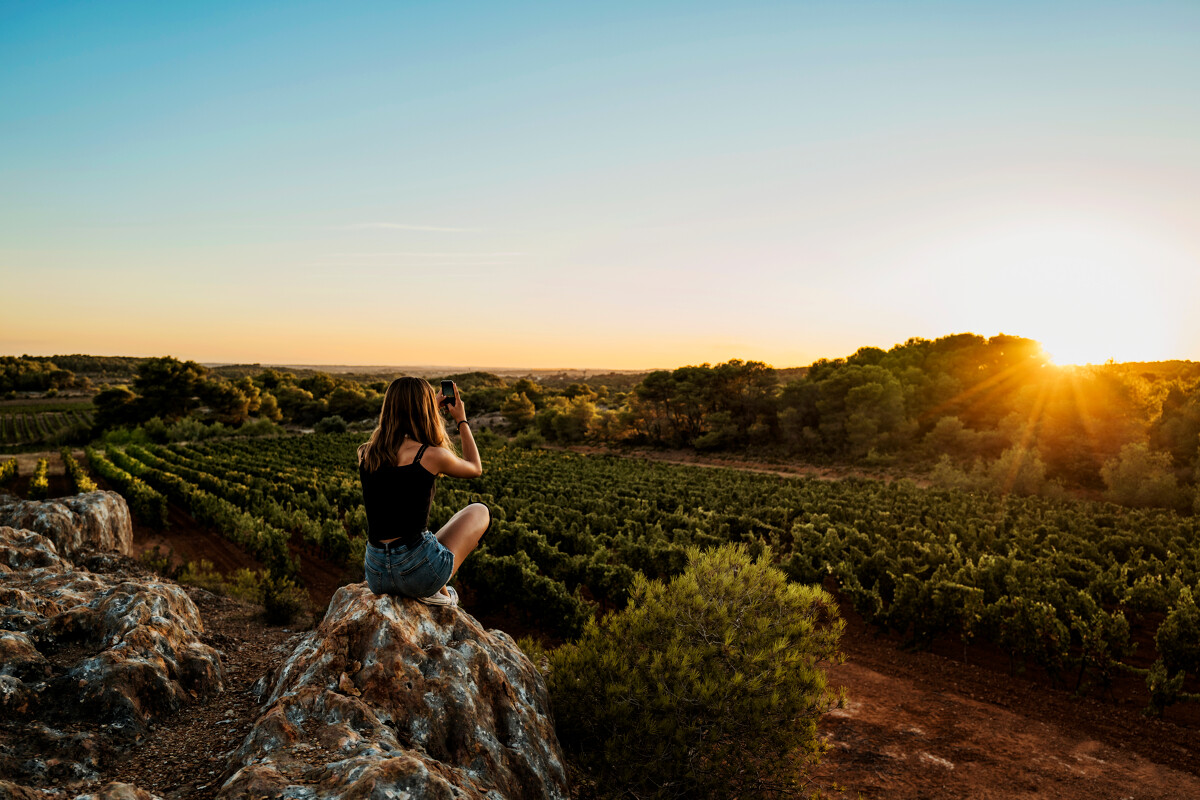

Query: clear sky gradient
[{"left": 3, "top": 1, "right": 1198, "bottom": 369}]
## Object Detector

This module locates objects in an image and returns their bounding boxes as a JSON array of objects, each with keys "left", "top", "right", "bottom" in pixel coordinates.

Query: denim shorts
[{"left": 364, "top": 530, "right": 455, "bottom": 598}]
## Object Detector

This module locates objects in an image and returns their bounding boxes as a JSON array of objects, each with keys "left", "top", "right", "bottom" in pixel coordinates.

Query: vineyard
[
  {"left": 0, "top": 402, "right": 94, "bottom": 450},
  {"left": 93, "top": 432, "right": 1200, "bottom": 714}
]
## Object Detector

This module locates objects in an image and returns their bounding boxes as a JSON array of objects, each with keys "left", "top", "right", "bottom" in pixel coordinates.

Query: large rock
[
  {"left": 0, "top": 526, "right": 224, "bottom": 789},
  {"left": 219, "top": 583, "right": 568, "bottom": 800},
  {"left": 0, "top": 492, "right": 133, "bottom": 559}
]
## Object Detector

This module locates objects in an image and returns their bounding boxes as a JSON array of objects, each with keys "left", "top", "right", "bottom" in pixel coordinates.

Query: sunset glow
[{"left": 2, "top": 2, "right": 1198, "bottom": 368}]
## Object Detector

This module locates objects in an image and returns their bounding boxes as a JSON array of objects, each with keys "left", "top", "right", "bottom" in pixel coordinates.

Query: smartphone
[{"left": 441, "top": 380, "right": 456, "bottom": 406}]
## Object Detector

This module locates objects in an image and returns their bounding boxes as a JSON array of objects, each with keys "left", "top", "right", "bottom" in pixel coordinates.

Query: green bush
[
  {"left": 139, "top": 544, "right": 178, "bottom": 577},
  {"left": 549, "top": 543, "right": 844, "bottom": 799},
  {"left": 261, "top": 571, "right": 310, "bottom": 625},
  {"left": 511, "top": 429, "right": 545, "bottom": 449},
  {"left": 177, "top": 559, "right": 229, "bottom": 593},
  {"left": 29, "top": 459, "right": 50, "bottom": 500},
  {"left": 0, "top": 458, "right": 17, "bottom": 487},
  {"left": 1101, "top": 442, "right": 1188, "bottom": 510},
  {"left": 1156, "top": 587, "right": 1200, "bottom": 678},
  {"left": 314, "top": 415, "right": 348, "bottom": 434},
  {"left": 60, "top": 448, "right": 98, "bottom": 493}
]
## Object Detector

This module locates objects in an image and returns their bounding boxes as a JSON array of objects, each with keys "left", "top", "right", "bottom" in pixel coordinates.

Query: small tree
[
  {"left": 549, "top": 544, "right": 844, "bottom": 799},
  {"left": 1101, "top": 442, "right": 1186, "bottom": 509},
  {"left": 500, "top": 391, "right": 536, "bottom": 428},
  {"left": 314, "top": 415, "right": 348, "bottom": 434}
]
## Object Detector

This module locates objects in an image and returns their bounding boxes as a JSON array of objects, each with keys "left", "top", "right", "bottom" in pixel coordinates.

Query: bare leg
[{"left": 435, "top": 502, "right": 491, "bottom": 583}]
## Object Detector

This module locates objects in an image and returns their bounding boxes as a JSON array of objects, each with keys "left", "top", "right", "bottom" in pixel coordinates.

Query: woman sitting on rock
[{"left": 357, "top": 377, "right": 489, "bottom": 607}]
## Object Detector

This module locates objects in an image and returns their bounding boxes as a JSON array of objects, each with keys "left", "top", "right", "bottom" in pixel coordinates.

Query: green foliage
[
  {"left": 550, "top": 544, "right": 843, "bottom": 799},
  {"left": 177, "top": 559, "right": 230, "bottom": 593},
  {"left": 1156, "top": 587, "right": 1200, "bottom": 678},
  {"left": 1101, "top": 442, "right": 1188, "bottom": 510},
  {"left": 84, "top": 446, "right": 169, "bottom": 529},
  {"left": 80, "top": 430, "right": 1200, "bottom": 716},
  {"left": 0, "top": 356, "right": 79, "bottom": 393},
  {"left": 500, "top": 391, "right": 536, "bottom": 427},
  {"left": 138, "top": 544, "right": 178, "bottom": 577},
  {"left": 986, "top": 446, "right": 1051, "bottom": 497},
  {"left": 60, "top": 448, "right": 98, "bottom": 493},
  {"left": 0, "top": 458, "right": 17, "bottom": 486},
  {"left": 314, "top": 414, "right": 348, "bottom": 434},
  {"left": 29, "top": 458, "right": 50, "bottom": 500},
  {"left": 260, "top": 571, "right": 310, "bottom": 625},
  {"left": 1145, "top": 658, "right": 1189, "bottom": 716},
  {"left": 512, "top": 429, "right": 545, "bottom": 449}
]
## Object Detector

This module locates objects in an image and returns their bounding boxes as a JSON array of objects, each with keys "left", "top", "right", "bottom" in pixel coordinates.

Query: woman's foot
[{"left": 418, "top": 585, "right": 458, "bottom": 607}]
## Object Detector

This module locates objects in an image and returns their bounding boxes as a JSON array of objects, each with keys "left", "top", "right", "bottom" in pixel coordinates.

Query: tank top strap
[{"left": 412, "top": 444, "right": 429, "bottom": 466}]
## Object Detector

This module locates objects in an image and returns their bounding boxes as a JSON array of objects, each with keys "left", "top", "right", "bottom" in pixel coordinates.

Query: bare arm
[{"left": 428, "top": 382, "right": 483, "bottom": 478}]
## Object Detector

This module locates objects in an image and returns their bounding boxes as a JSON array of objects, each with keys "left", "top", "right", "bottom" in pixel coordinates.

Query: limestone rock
[
  {"left": 0, "top": 780, "right": 54, "bottom": 800},
  {"left": 0, "top": 526, "right": 224, "bottom": 790},
  {"left": 72, "top": 782, "right": 165, "bottom": 800},
  {"left": 219, "top": 583, "right": 568, "bottom": 800},
  {"left": 0, "top": 492, "right": 133, "bottom": 559}
]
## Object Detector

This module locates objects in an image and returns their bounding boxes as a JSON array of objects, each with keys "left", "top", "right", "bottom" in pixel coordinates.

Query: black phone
[{"left": 441, "top": 380, "right": 456, "bottom": 406}]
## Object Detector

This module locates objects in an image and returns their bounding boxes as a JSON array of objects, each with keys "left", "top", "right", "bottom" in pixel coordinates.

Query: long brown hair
[{"left": 357, "top": 377, "right": 449, "bottom": 472}]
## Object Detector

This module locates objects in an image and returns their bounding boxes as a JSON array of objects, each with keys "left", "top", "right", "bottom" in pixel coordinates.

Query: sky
[{"left": 2, "top": 0, "right": 1198, "bottom": 369}]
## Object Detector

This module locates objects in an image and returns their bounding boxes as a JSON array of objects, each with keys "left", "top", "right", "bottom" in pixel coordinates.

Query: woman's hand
[{"left": 438, "top": 382, "right": 468, "bottom": 424}]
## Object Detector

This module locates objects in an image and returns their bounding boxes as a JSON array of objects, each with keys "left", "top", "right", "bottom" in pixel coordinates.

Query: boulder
[
  {"left": 0, "top": 492, "right": 133, "bottom": 559},
  {"left": 73, "top": 782, "right": 165, "bottom": 800},
  {"left": 0, "top": 526, "right": 224, "bottom": 789},
  {"left": 219, "top": 583, "right": 568, "bottom": 800}
]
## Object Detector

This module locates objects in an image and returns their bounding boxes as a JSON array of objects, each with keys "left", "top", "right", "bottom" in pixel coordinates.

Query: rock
[
  {"left": 71, "top": 782, "right": 165, "bottom": 800},
  {"left": 0, "top": 526, "right": 224, "bottom": 790},
  {"left": 0, "top": 493, "right": 133, "bottom": 559},
  {"left": 0, "top": 780, "right": 53, "bottom": 800},
  {"left": 219, "top": 583, "right": 568, "bottom": 800}
]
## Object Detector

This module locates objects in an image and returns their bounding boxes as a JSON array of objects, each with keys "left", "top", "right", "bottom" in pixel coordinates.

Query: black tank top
[{"left": 359, "top": 444, "right": 437, "bottom": 547}]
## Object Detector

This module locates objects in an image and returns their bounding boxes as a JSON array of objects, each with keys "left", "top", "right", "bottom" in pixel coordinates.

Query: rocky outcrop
[
  {"left": 72, "top": 782, "right": 166, "bottom": 800},
  {"left": 0, "top": 492, "right": 133, "bottom": 559},
  {"left": 0, "top": 521, "right": 224, "bottom": 790},
  {"left": 219, "top": 583, "right": 568, "bottom": 800}
]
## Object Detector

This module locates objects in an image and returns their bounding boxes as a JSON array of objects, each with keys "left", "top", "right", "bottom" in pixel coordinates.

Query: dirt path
[
  {"left": 816, "top": 659, "right": 1200, "bottom": 800},
  {"left": 814, "top": 617, "right": 1200, "bottom": 799},
  {"left": 99, "top": 589, "right": 303, "bottom": 799}
]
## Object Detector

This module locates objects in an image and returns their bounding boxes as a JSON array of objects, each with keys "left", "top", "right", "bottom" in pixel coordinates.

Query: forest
[{"left": 6, "top": 332, "right": 1200, "bottom": 510}]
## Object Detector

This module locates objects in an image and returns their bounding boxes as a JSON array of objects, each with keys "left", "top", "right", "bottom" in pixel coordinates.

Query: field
[
  {"left": 81, "top": 433, "right": 1200, "bottom": 711},
  {"left": 15, "top": 432, "right": 1199, "bottom": 796},
  {"left": 0, "top": 400, "right": 93, "bottom": 450}
]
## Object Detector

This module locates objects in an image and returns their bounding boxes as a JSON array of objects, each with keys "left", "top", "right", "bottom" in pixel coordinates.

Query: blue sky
[{"left": 3, "top": 1, "right": 1198, "bottom": 367}]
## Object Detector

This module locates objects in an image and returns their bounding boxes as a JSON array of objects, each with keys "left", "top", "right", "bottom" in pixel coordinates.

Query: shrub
[
  {"left": 261, "top": 571, "right": 310, "bottom": 625},
  {"left": 236, "top": 419, "right": 283, "bottom": 437},
  {"left": 139, "top": 544, "right": 178, "bottom": 578},
  {"left": 1101, "top": 442, "right": 1188, "bottom": 510},
  {"left": 986, "top": 446, "right": 1048, "bottom": 496},
  {"left": 29, "top": 459, "right": 50, "bottom": 500},
  {"left": 1156, "top": 587, "right": 1200, "bottom": 678},
  {"left": 60, "top": 448, "right": 97, "bottom": 493},
  {"left": 177, "top": 559, "right": 228, "bottom": 593},
  {"left": 549, "top": 543, "right": 844, "bottom": 799},
  {"left": 314, "top": 415, "right": 348, "bottom": 434},
  {"left": 512, "top": 429, "right": 545, "bottom": 449},
  {"left": 0, "top": 458, "right": 17, "bottom": 487}
]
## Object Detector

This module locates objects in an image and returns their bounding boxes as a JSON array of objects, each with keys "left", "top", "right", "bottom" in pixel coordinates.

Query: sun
[{"left": 910, "top": 218, "right": 1182, "bottom": 366}]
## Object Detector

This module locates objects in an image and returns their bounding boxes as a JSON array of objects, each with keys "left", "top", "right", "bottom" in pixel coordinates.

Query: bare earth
[
  {"left": 814, "top": 611, "right": 1200, "bottom": 800},
  {"left": 12, "top": 449, "right": 1200, "bottom": 798}
]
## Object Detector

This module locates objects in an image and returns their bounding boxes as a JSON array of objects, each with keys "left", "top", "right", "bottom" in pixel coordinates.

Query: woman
[{"left": 357, "top": 377, "right": 490, "bottom": 607}]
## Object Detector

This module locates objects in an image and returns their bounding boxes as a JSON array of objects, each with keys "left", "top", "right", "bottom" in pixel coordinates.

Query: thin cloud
[{"left": 335, "top": 222, "right": 483, "bottom": 232}]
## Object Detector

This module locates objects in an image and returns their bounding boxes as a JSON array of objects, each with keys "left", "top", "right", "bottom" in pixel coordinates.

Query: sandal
[{"left": 418, "top": 586, "right": 458, "bottom": 607}]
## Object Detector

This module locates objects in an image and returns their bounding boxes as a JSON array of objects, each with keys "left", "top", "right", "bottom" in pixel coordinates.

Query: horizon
[
  {"left": 3, "top": 2, "right": 1198, "bottom": 368},
  {"left": 9, "top": 327, "right": 1200, "bottom": 378}
]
